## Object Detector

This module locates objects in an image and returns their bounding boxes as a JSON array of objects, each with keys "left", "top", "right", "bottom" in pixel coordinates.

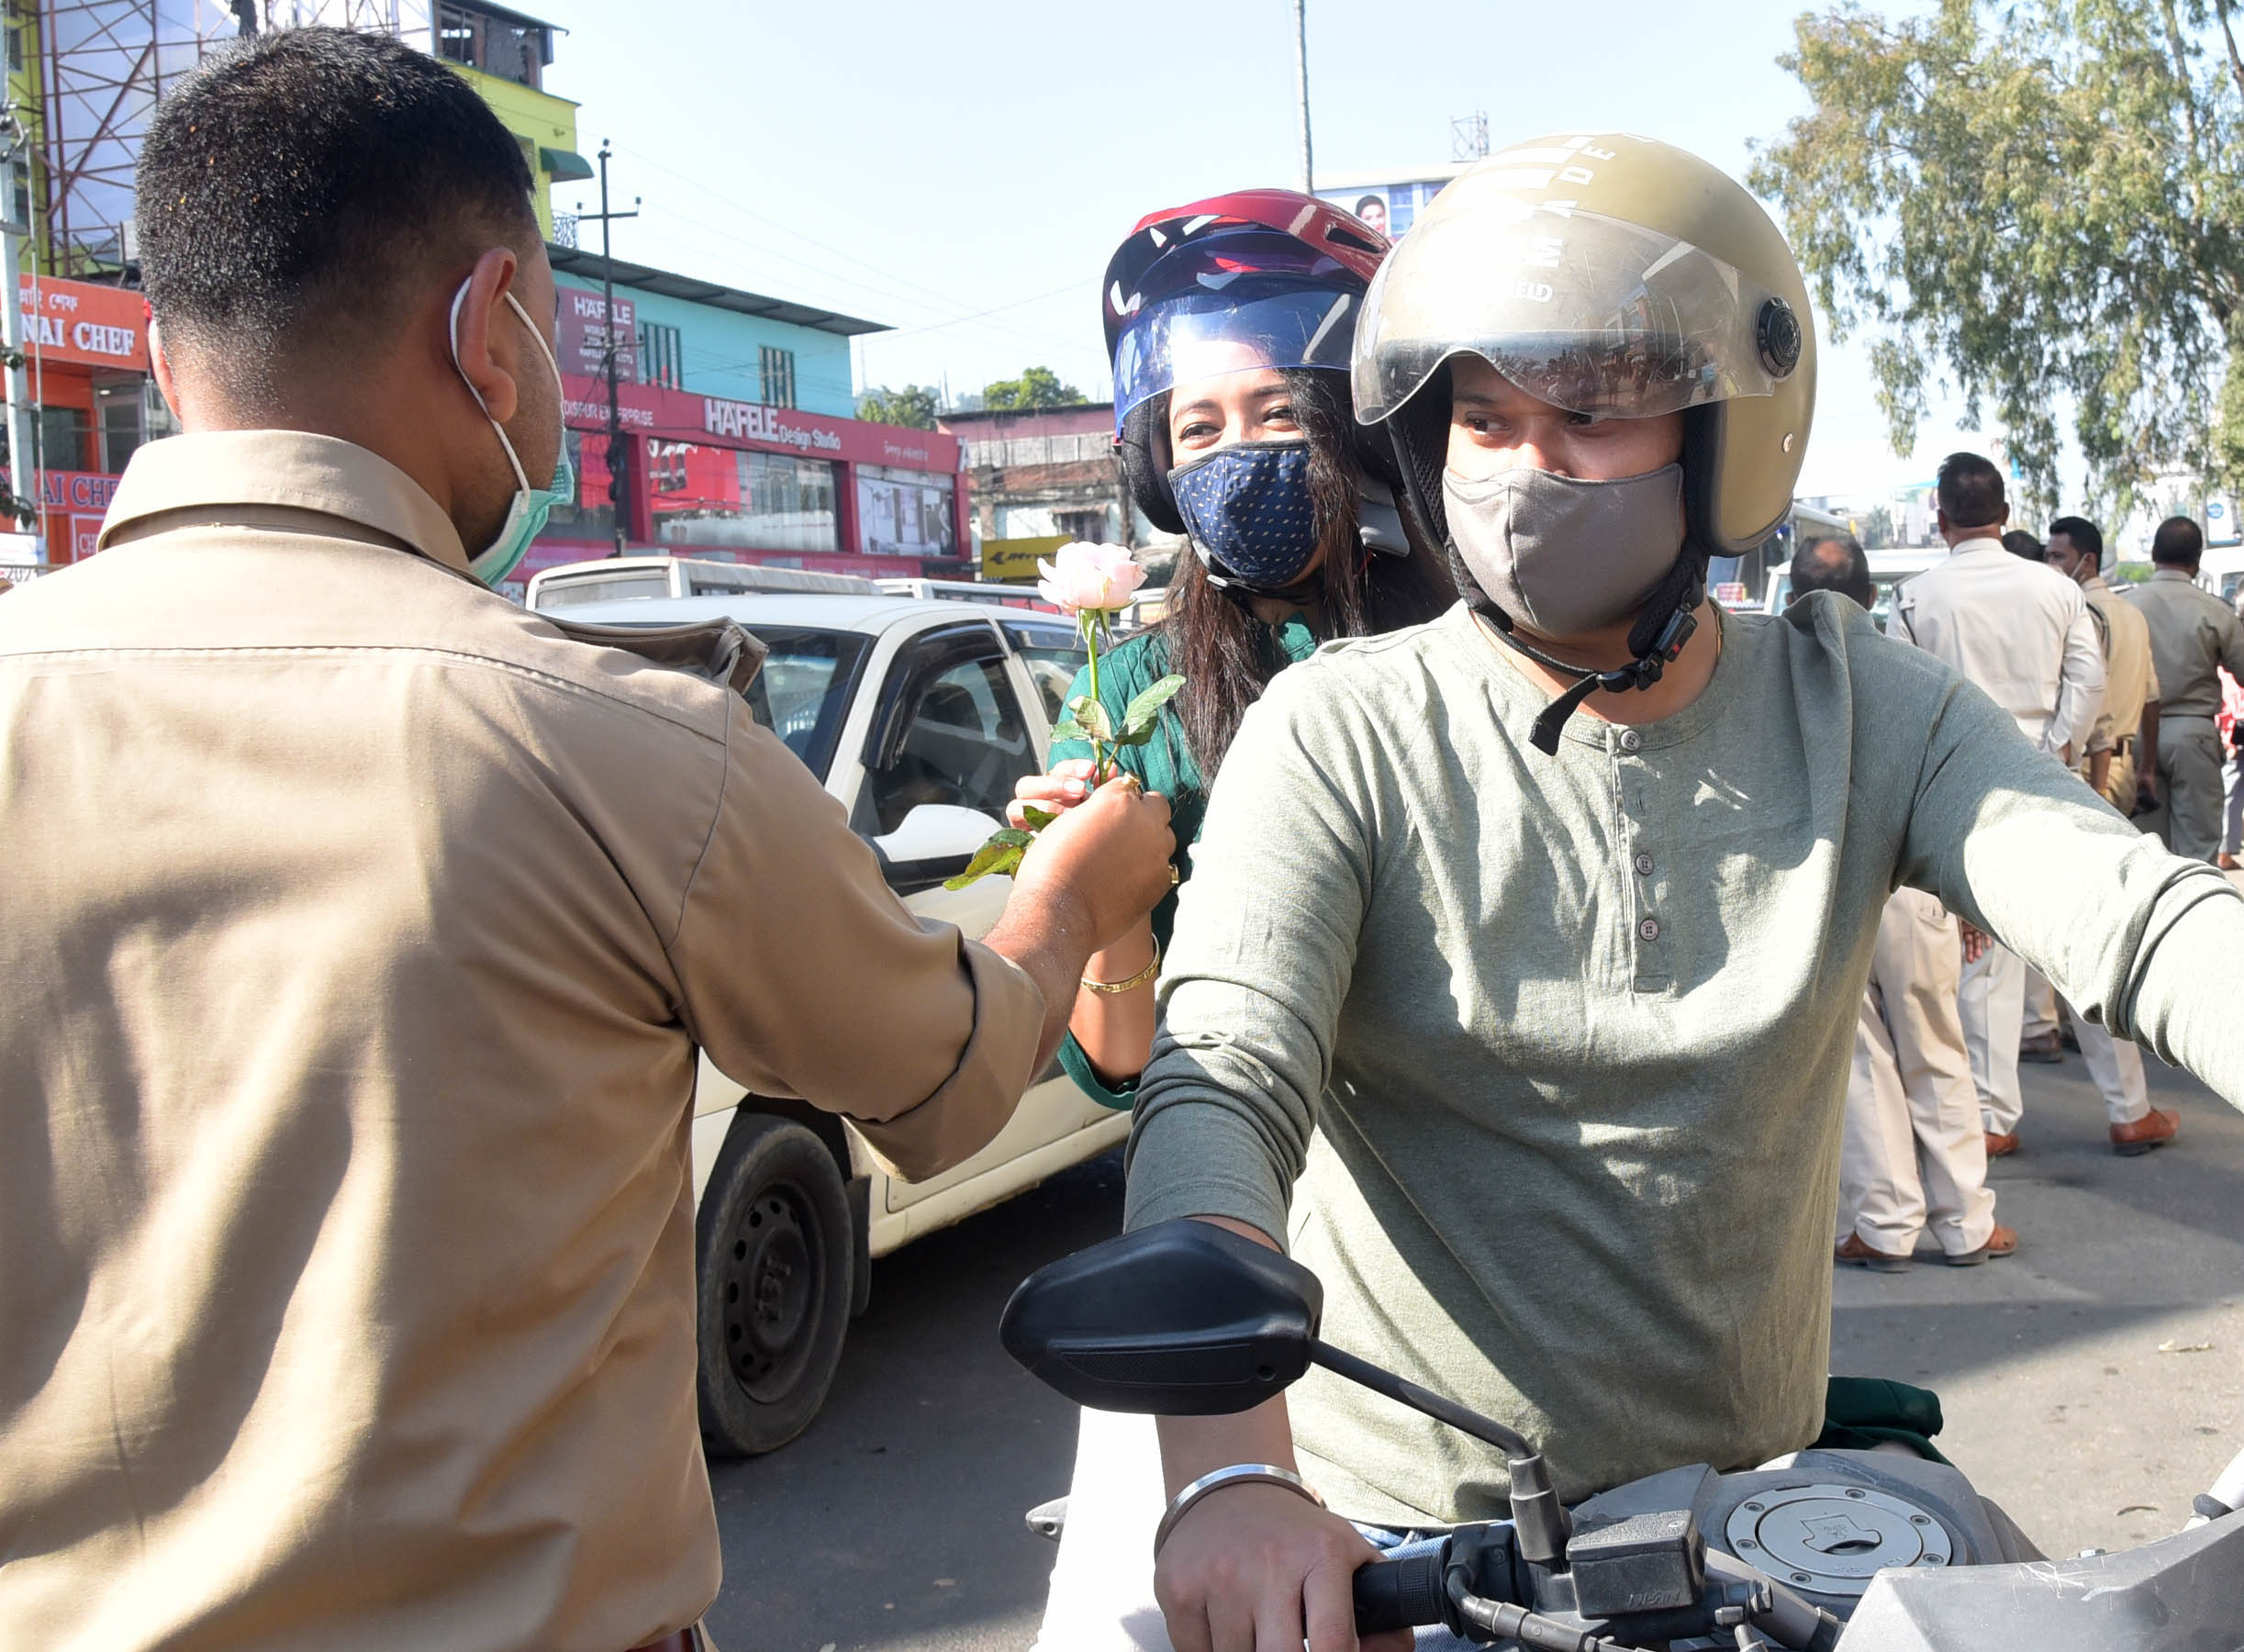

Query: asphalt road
[{"left": 707, "top": 1057, "right": 2242, "bottom": 1652}]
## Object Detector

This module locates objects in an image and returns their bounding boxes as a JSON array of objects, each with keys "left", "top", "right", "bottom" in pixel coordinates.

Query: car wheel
[{"left": 696, "top": 1112, "right": 854, "bottom": 1457}]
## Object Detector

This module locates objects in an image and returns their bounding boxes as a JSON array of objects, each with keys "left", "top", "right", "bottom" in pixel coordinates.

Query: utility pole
[
  {"left": 576, "top": 140, "right": 639, "bottom": 558},
  {"left": 0, "top": 106, "right": 39, "bottom": 555},
  {"left": 1292, "top": 0, "right": 1313, "bottom": 194}
]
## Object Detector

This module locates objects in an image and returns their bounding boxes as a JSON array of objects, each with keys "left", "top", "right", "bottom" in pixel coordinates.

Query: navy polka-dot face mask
[{"left": 1168, "top": 440, "right": 1320, "bottom": 589}]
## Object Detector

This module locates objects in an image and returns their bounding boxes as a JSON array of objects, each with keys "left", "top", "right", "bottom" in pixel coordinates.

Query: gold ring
[{"left": 1168, "top": 865, "right": 1180, "bottom": 886}]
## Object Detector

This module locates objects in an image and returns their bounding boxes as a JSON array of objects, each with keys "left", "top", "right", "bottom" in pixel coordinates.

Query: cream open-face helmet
[{"left": 1355, "top": 133, "right": 1816, "bottom": 736}]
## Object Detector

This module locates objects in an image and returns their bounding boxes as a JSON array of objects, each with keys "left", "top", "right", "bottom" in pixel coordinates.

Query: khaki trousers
[
  {"left": 1840, "top": 889, "right": 1996, "bottom": 1258},
  {"left": 1959, "top": 941, "right": 2028, "bottom": 1136},
  {"left": 2017, "top": 970, "right": 2149, "bottom": 1125},
  {"left": 2160, "top": 715, "right": 2226, "bottom": 862},
  {"left": 2100, "top": 746, "right": 2138, "bottom": 814}
]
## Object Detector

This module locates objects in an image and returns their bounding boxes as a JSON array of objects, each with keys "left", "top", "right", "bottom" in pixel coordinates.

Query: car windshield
[{"left": 741, "top": 626, "right": 872, "bottom": 780}]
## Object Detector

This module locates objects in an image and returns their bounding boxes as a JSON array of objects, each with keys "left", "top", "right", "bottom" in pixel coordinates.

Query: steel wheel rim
[{"left": 719, "top": 1177, "right": 822, "bottom": 1401}]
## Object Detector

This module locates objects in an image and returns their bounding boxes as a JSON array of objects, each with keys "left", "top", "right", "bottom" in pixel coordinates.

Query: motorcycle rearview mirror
[
  {"left": 1002, "top": 1221, "right": 1575, "bottom": 1567},
  {"left": 999, "top": 1219, "right": 1321, "bottom": 1415}
]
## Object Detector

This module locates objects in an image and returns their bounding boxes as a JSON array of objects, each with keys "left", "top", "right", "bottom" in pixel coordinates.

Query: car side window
[
  {"left": 1003, "top": 622, "right": 1087, "bottom": 726},
  {"left": 864, "top": 649, "right": 1036, "bottom": 835}
]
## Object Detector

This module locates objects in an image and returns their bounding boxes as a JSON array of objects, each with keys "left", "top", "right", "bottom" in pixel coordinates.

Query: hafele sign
[
  {"left": 558, "top": 288, "right": 637, "bottom": 379},
  {"left": 17, "top": 275, "right": 150, "bottom": 371},
  {"left": 702, "top": 396, "right": 843, "bottom": 454}
]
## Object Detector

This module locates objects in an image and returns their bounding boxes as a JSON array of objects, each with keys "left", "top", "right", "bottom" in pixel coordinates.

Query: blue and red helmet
[{"left": 1102, "top": 189, "right": 1389, "bottom": 531}]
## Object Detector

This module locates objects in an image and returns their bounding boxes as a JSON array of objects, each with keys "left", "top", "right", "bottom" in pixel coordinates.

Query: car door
[{"left": 845, "top": 622, "right": 1099, "bottom": 1208}]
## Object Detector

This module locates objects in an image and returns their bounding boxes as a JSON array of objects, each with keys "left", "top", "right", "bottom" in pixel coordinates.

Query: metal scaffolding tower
[{"left": 29, "top": 0, "right": 432, "bottom": 276}]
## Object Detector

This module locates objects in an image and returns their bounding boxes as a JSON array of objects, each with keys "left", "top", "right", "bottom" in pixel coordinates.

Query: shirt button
[
  {"left": 1634, "top": 852, "right": 1655, "bottom": 876},
  {"left": 1618, "top": 728, "right": 1643, "bottom": 753},
  {"left": 1638, "top": 917, "right": 1662, "bottom": 942}
]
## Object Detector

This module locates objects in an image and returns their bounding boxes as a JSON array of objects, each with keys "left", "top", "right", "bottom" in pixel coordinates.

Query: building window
[
  {"left": 95, "top": 378, "right": 143, "bottom": 473},
  {"left": 38, "top": 405, "right": 89, "bottom": 472},
  {"left": 1054, "top": 508, "right": 1111, "bottom": 545},
  {"left": 639, "top": 322, "right": 684, "bottom": 390},
  {"left": 759, "top": 346, "right": 797, "bottom": 410},
  {"left": 653, "top": 443, "right": 835, "bottom": 553},
  {"left": 855, "top": 463, "right": 956, "bottom": 557},
  {"left": 435, "top": 3, "right": 553, "bottom": 89},
  {"left": 542, "top": 429, "right": 617, "bottom": 539}
]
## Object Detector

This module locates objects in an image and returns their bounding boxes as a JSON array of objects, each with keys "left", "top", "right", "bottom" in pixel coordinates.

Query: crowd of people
[
  {"left": 3, "top": 25, "right": 2243, "bottom": 1652},
  {"left": 1801, "top": 479, "right": 2244, "bottom": 1276}
]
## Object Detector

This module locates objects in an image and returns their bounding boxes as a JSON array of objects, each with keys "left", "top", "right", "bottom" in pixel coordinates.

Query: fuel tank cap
[{"left": 1723, "top": 1483, "right": 1951, "bottom": 1595}]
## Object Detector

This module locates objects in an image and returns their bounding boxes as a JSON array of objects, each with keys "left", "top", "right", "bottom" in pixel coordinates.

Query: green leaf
[
  {"left": 1022, "top": 804, "right": 1056, "bottom": 831},
  {"left": 1049, "top": 717, "right": 1089, "bottom": 742},
  {"left": 1064, "top": 697, "right": 1114, "bottom": 743},
  {"left": 1121, "top": 673, "right": 1186, "bottom": 738},
  {"left": 943, "top": 838, "right": 1026, "bottom": 891}
]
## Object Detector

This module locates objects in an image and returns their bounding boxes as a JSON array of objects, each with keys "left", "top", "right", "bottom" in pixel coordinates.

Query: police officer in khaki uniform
[
  {"left": 2029, "top": 515, "right": 2177, "bottom": 1152},
  {"left": 2045, "top": 515, "right": 2160, "bottom": 810},
  {"left": 1794, "top": 538, "right": 2011, "bottom": 1268},
  {"left": 1889, "top": 454, "right": 2105, "bottom": 1157},
  {"left": 0, "top": 33, "right": 1173, "bottom": 1652},
  {"left": 2128, "top": 515, "right": 2244, "bottom": 863}
]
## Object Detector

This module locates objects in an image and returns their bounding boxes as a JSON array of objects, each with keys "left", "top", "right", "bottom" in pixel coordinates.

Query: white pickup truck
[{"left": 546, "top": 588, "right": 1129, "bottom": 1457}]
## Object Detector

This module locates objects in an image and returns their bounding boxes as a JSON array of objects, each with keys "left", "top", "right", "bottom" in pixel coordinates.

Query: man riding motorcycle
[{"left": 1058, "top": 133, "right": 2244, "bottom": 1652}]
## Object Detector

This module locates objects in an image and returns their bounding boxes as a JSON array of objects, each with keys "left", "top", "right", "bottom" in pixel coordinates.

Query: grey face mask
[{"left": 1442, "top": 463, "right": 1686, "bottom": 639}]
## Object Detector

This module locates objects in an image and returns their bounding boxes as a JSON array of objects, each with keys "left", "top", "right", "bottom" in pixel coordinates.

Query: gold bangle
[{"left": 1081, "top": 937, "right": 1160, "bottom": 995}]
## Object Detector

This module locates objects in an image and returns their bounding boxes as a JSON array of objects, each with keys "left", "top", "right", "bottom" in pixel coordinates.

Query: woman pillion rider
[
  {"left": 1008, "top": 191, "right": 1452, "bottom": 1107},
  {"left": 1045, "top": 135, "right": 2244, "bottom": 1652}
]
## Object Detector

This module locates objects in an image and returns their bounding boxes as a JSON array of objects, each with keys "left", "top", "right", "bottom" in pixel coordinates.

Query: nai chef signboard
[{"left": 17, "top": 275, "right": 150, "bottom": 372}]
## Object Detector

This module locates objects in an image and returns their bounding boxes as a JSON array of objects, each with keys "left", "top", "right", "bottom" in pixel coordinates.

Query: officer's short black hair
[
  {"left": 2152, "top": 515, "right": 2205, "bottom": 567},
  {"left": 138, "top": 28, "right": 537, "bottom": 384},
  {"left": 2000, "top": 530, "right": 2044, "bottom": 563},
  {"left": 2048, "top": 515, "right": 2104, "bottom": 564},
  {"left": 1792, "top": 534, "right": 1873, "bottom": 610},
  {"left": 1936, "top": 452, "right": 2007, "bottom": 529}
]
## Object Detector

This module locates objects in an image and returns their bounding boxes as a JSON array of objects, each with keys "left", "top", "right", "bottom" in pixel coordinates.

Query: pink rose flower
[{"left": 1036, "top": 540, "right": 1146, "bottom": 616}]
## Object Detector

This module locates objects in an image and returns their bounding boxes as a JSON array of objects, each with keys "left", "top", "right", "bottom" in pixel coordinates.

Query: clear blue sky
[{"left": 528, "top": 0, "right": 1977, "bottom": 499}]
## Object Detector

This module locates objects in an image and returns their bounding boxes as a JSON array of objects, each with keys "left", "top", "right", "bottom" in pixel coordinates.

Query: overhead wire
[{"left": 600, "top": 144, "right": 1096, "bottom": 355}]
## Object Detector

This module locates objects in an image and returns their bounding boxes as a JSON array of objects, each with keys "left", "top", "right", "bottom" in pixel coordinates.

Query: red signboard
[
  {"left": 17, "top": 469, "right": 123, "bottom": 512},
  {"left": 560, "top": 374, "right": 962, "bottom": 474},
  {"left": 18, "top": 275, "right": 149, "bottom": 372}
]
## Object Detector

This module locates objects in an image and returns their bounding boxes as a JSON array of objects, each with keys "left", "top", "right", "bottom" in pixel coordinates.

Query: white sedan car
[{"left": 548, "top": 590, "right": 1127, "bottom": 1457}]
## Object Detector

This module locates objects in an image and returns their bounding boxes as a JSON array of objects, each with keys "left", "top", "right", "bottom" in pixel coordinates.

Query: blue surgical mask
[
  {"left": 448, "top": 281, "right": 575, "bottom": 587},
  {"left": 1168, "top": 439, "right": 1320, "bottom": 589}
]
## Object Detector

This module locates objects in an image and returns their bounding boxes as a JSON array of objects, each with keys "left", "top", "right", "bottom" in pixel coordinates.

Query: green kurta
[
  {"left": 1125, "top": 596, "right": 2244, "bottom": 1524},
  {"left": 1049, "top": 616, "right": 1319, "bottom": 1107}
]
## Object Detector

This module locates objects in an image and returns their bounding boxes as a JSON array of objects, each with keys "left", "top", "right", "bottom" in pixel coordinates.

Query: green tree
[
  {"left": 1857, "top": 503, "right": 1897, "bottom": 549},
  {"left": 1751, "top": 0, "right": 2244, "bottom": 513},
  {"left": 856, "top": 384, "right": 940, "bottom": 430},
  {"left": 981, "top": 365, "right": 1086, "bottom": 410}
]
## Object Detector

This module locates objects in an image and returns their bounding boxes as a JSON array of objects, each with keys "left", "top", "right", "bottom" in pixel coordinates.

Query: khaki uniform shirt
[
  {"left": 0, "top": 431, "right": 1045, "bottom": 1652},
  {"left": 2081, "top": 575, "right": 2158, "bottom": 754},
  {"left": 2127, "top": 568, "right": 2244, "bottom": 720},
  {"left": 1890, "top": 537, "right": 2105, "bottom": 756}
]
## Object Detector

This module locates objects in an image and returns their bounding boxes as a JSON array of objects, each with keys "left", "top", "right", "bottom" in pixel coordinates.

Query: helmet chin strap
[{"left": 1490, "top": 605, "right": 1698, "bottom": 755}]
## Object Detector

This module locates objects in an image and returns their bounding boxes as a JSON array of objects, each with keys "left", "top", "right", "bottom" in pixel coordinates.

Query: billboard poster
[
  {"left": 558, "top": 287, "right": 637, "bottom": 380},
  {"left": 855, "top": 463, "right": 957, "bottom": 558},
  {"left": 1314, "top": 173, "right": 1461, "bottom": 241}
]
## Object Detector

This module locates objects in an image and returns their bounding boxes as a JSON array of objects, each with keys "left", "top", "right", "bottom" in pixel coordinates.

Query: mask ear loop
[{"left": 448, "top": 277, "right": 532, "bottom": 499}]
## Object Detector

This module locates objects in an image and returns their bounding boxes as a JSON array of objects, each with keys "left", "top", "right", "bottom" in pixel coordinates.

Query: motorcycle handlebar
[{"left": 1351, "top": 1549, "right": 1450, "bottom": 1633}]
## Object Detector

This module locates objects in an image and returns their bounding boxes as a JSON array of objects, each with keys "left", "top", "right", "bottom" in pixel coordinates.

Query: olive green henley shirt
[{"left": 1124, "top": 596, "right": 2244, "bottom": 1525}]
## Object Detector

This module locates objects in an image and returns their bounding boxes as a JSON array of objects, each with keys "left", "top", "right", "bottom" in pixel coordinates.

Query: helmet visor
[
  {"left": 1113, "top": 282, "right": 1358, "bottom": 428},
  {"left": 1353, "top": 201, "right": 1794, "bottom": 423}
]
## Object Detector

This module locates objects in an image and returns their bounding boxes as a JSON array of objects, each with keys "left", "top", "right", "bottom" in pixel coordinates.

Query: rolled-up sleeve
[
  {"left": 668, "top": 697, "right": 1046, "bottom": 1180},
  {"left": 1124, "top": 669, "right": 1375, "bottom": 1245},
  {"left": 1899, "top": 675, "right": 2244, "bottom": 1105}
]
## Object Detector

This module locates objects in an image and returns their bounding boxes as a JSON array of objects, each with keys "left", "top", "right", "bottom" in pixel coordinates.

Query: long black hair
[{"left": 1158, "top": 367, "right": 1455, "bottom": 781}]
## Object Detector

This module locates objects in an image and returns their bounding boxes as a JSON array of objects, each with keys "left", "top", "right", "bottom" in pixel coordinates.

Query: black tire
[{"left": 695, "top": 1112, "right": 854, "bottom": 1457}]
